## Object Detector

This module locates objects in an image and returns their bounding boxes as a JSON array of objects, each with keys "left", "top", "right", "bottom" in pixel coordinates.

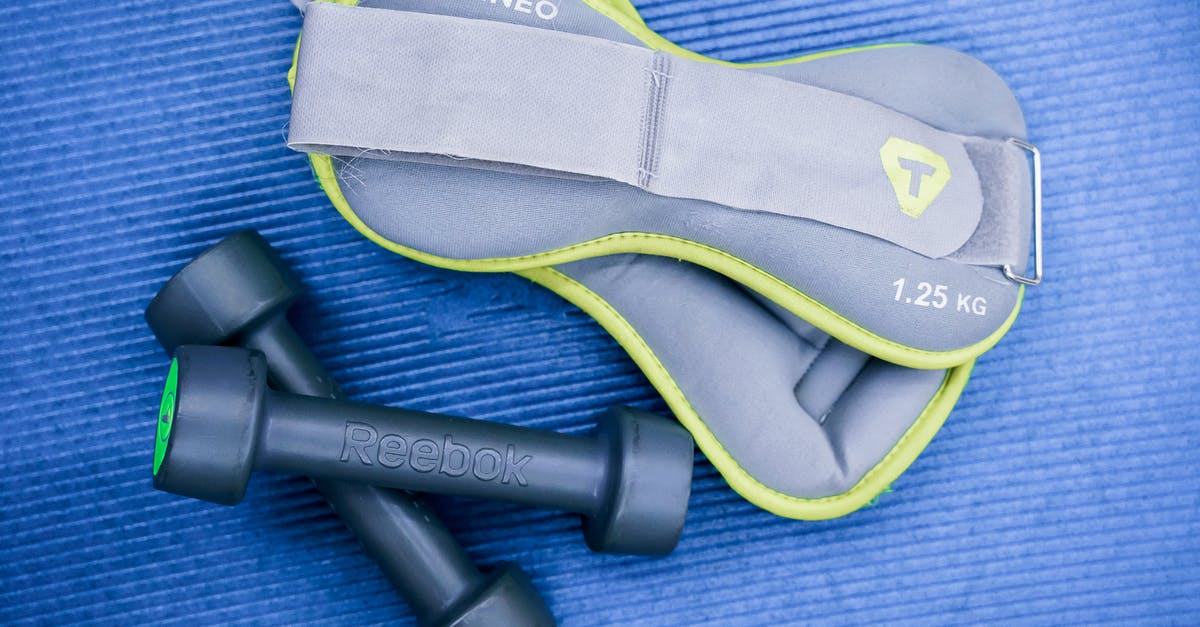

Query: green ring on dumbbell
[{"left": 154, "top": 357, "right": 179, "bottom": 476}]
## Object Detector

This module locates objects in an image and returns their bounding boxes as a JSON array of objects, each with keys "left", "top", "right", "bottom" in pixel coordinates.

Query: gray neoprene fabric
[
  {"left": 288, "top": 1, "right": 1032, "bottom": 354},
  {"left": 290, "top": 3, "right": 1028, "bottom": 265},
  {"left": 287, "top": 0, "right": 1029, "bottom": 500},
  {"left": 559, "top": 254, "right": 948, "bottom": 498}
]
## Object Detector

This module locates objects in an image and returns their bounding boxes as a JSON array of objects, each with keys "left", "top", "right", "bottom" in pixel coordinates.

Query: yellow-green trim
[
  {"left": 519, "top": 265, "right": 973, "bottom": 520},
  {"left": 579, "top": 0, "right": 911, "bottom": 66}
]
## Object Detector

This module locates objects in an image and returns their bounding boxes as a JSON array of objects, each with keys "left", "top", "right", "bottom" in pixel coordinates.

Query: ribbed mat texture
[{"left": 2, "top": 0, "right": 1198, "bottom": 624}]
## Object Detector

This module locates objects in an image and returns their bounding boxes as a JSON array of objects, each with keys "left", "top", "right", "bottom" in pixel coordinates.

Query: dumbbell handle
[
  {"left": 159, "top": 344, "right": 692, "bottom": 556},
  {"left": 244, "top": 316, "right": 342, "bottom": 400},
  {"left": 258, "top": 392, "right": 608, "bottom": 517},
  {"left": 316, "top": 480, "right": 483, "bottom": 615},
  {"left": 243, "top": 317, "right": 506, "bottom": 623}
]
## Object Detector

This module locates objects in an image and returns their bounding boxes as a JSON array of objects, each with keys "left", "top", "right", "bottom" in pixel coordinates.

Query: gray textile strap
[{"left": 289, "top": 2, "right": 1025, "bottom": 262}]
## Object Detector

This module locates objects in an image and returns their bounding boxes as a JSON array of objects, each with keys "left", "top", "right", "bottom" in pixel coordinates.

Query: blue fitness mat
[{"left": 2, "top": 0, "right": 1198, "bottom": 624}]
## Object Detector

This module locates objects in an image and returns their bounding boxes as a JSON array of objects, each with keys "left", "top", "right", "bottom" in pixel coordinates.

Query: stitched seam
[
  {"left": 816, "top": 354, "right": 873, "bottom": 476},
  {"left": 636, "top": 51, "right": 670, "bottom": 189},
  {"left": 794, "top": 337, "right": 828, "bottom": 386},
  {"left": 819, "top": 356, "right": 870, "bottom": 431}
]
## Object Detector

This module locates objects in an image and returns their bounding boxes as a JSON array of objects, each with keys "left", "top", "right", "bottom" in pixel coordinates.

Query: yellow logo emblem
[{"left": 879, "top": 136, "right": 951, "bottom": 218}]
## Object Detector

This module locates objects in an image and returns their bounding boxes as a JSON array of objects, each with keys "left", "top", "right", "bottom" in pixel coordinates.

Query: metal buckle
[{"left": 1003, "top": 137, "right": 1043, "bottom": 286}]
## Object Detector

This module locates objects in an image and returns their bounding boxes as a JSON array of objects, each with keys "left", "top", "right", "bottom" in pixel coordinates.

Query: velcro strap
[{"left": 289, "top": 2, "right": 1027, "bottom": 262}]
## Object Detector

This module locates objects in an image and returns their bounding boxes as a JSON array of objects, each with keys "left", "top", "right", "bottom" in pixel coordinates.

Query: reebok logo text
[{"left": 339, "top": 421, "right": 532, "bottom": 486}]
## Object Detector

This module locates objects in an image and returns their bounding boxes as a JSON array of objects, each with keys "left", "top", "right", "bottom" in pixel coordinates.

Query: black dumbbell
[
  {"left": 154, "top": 344, "right": 694, "bottom": 556},
  {"left": 145, "top": 231, "right": 554, "bottom": 627}
]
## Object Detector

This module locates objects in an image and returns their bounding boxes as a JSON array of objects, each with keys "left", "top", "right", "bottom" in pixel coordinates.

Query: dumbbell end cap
[
  {"left": 583, "top": 407, "right": 694, "bottom": 556},
  {"left": 146, "top": 230, "right": 301, "bottom": 353},
  {"left": 152, "top": 345, "right": 268, "bottom": 506},
  {"left": 437, "top": 562, "right": 556, "bottom": 627}
]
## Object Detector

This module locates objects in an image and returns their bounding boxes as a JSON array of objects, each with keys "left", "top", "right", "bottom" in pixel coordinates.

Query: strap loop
[
  {"left": 1002, "top": 138, "right": 1043, "bottom": 285},
  {"left": 289, "top": 3, "right": 1028, "bottom": 264}
]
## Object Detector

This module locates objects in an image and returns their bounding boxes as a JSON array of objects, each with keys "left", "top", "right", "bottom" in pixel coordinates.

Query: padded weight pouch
[{"left": 286, "top": 0, "right": 1040, "bottom": 519}]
